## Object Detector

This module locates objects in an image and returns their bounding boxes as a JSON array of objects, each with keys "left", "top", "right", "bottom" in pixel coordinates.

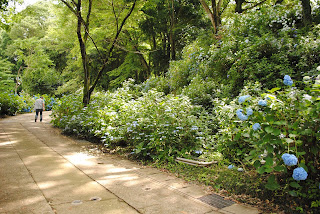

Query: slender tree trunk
[
  {"left": 301, "top": 0, "right": 312, "bottom": 26},
  {"left": 169, "top": 0, "right": 176, "bottom": 60},
  {"left": 211, "top": 0, "right": 220, "bottom": 31},
  {"left": 75, "top": 0, "right": 90, "bottom": 106},
  {"left": 235, "top": 0, "right": 244, "bottom": 13},
  {"left": 199, "top": 0, "right": 217, "bottom": 33},
  {"left": 15, "top": 66, "right": 22, "bottom": 94}
]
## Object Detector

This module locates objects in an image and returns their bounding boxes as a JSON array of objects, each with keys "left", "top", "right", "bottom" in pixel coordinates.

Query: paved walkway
[{"left": 0, "top": 112, "right": 261, "bottom": 214}]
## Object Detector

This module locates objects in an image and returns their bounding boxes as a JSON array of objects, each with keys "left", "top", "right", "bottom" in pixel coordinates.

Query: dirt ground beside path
[{"left": 0, "top": 112, "right": 261, "bottom": 214}]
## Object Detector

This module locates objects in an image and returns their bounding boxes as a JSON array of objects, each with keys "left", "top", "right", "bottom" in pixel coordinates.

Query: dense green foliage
[
  {"left": 0, "top": 92, "right": 56, "bottom": 116},
  {"left": 1, "top": 0, "right": 320, "bottom": 213},
  {"left": 52, "top": 80, "right": 211, "bottom": 161}
]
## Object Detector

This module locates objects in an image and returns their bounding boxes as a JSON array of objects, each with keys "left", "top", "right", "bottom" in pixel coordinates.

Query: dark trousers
[{"left": 35, "top": 109, "right": 43, "bottom": 121}]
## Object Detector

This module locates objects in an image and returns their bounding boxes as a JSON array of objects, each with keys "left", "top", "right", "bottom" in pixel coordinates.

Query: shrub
[
  {"left": 0, "top": 92, "right": 24, "bottom": 116},
  {"left": 51, "top": 80, "right": 212, "bottom": 161},
  {"left": 213, "top": 75, "right": 320, "bottom": 211}
]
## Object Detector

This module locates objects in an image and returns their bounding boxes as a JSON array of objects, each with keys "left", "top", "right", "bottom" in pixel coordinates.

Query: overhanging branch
[{"left": 88, "top": 0, "right": 137, "bottom": 94}]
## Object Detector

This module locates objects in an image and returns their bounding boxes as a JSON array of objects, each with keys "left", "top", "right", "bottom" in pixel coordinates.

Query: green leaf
[
  {"left": 274, "top": 165, "right": 285, "bottom": 172},
  {"left": 289, "top": 190, "right": 297, "bottom": 197},
  {"left": 265, "top": 157, "right": 273, "bottom": 166},
  {"left": 234, "top": 133, "right": 241, "bottom": 141},
  {"left": 274, "top": 121, "right": 287, "bottom": 126},
  {"left": 301, "top": 129, "right": 312, "bottom": 135},
  {"left": 265, "top": 126, "right": 273, "bottom": 133},
  {"left": 242, "top": 132, "right": 250, "bottom": 138},
  {"left": 290, "top": 182, "right": 301, "bottom": 188},
  {"left": 285, "top": 138, "right": 294, "bottom": 144},
  {"left": 289, "top": 134, "right": 297, "bottom": 138},
  {"left": 266, "top": 145, "right": 274, "bottom": 153},
  {"left": 267, "top": 88, "right": 281, "bottom": 93},
  {"left": 265, "top": 175, "right": 280, "bottom": 190},
  {"left": 257, "top": 166, "right": 265, "bottom": 174},
  {"left": 296, "top": 151, "right": 306, "bottom": 156},
  {"left": 265, "top": 168, "right": 273, "bottom": 173},
  {"left": 298, "top": 163, "right": 308, "bottom": 172},
  {"left": 272, "top": 128, "right": 281, "bottom": 136},
  {"left": 254, "top": 160, "right": 261, "bottom": 169}
]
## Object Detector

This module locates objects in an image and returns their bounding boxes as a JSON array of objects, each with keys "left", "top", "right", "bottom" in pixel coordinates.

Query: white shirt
[{"left": 34, "top": 98, "right": 45, "bottom": 110}]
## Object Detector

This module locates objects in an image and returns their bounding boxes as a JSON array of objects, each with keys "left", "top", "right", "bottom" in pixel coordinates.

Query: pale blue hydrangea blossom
[
  {"left": 228, "top": 165, "right": 234, "bottom": 169},
  {"left": 246, "top": 108, "right": 253, "bottom": 116},
  {"left": 191, "top": 126, "right": 199, "bottom": 131},
  {"left": 237, "top": 168, "right": 244, "bottom": 172},
  {"left": 292, "top": 167, "right": 308, "bottom": 181},
  {"left": 194, "top": 150, "right": 202, "bottom": 155},
  {"left": 236, "top": 109, "right": 248, "bottom": 121},
  {"left": 281, "top": 153, "right": 298, "bottom": 166},
  {"left": 258, "top": 100, "right": 267, "bottom": 106},
  {"left": 283, "top": 75, "right": 293, "bottom": 86},
  {"left": 238, "top": 95, "right": 250, "bottom": 104},
  {"left": 252, "top": 123, "right": 261, "bottom": 131}
]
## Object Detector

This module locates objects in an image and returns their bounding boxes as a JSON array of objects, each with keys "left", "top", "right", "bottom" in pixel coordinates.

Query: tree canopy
[{"left": 0, "top": 0, "right": 318, "bottom": 99}]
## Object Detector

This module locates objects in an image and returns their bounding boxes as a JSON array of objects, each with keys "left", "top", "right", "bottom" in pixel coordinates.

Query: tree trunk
[
  {"left": 235, "top": 0, "right": 244, "bottom": 13},
  {"left": 75, "top": 0, "right": 90, "bottom": 106},
  {"left": 301, "top": 0, "right": 312, "bottom": 26},
  {"left": 169, "top": 0, "right": 176, "bottom": 60},
  {"left": 199, "top": 0, "right": 217, "bottom": 33}
]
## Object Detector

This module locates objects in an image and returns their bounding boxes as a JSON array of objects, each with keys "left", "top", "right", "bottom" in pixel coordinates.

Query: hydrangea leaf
[
  {"left": 242, "top": 132, "right": 250, "bottom": 138},
  {"left": 266, "top": 175, "right": 280, "bottom": 190},
  {"left": 265, "top": 126, "right": 273, "bottom": 133},
  {"left": 267, "top": 88, "right": 281, "bottom": 93},
  {"left": 290, "top": 182, "right": 301, "bottom": 188},
  {"left": 254, "top": 160, "right": 261, "bottom": 169},
  {"left": 274, "top": 165, "right": 286, "bottom": 172},
  {"left": 289, "top": 191, "right": 297, "bottom": 197},
  {"left": 274, "top": 121, "right": 286, "bottom": 125},
  {"left": 272, "top": 128, "right": 281, "bottom": 136},
  {"left": 265, "top": 168, "right": 273, "bottom": 173},
  {"left": 285, "top": 138, "right": 294, "bottom": 144},
  {"left": 265, "top": 157, "right": 274, "bottom": 167},
  {"left": 258, "top": 166, "right": 266, "bottom": 174}
]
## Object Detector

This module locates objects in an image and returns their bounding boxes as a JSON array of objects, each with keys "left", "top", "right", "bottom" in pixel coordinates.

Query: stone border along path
[{"left": 0, "top": 112, "right": 261, "bottom": 214}]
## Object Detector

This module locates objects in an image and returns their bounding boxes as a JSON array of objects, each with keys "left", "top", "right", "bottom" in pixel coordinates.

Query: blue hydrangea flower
[
  {"left": 237, "top": 168, "right": 244, "bottom": 172},
  {"left": 238, "top": 95, "right": 250, "bottom": 104},
  {"left": 228, "top": 165, "right": 234, "bottom": 169},
  {"left": 283, "top": 75, "right": 293, "bottom": 86},
  {"left": 236, "top": 109, "right": 248, "bottom": 121},
  {"left": 292, "top": 167, "right": 308, "bottom": 181},
  {"left": 252, "top": 123, "right": 261, "bottom": 131},
  {"left": 281, "top": 153, "right": 298, "bottom": 166},
  {"left": 194, "top": 150, "right": 202, "bottom": 155},
  {"left": 246, "top": 108, "right": 253, "bottom": 116},
  {"left": 191, "top": 126, "right": 199, "bottom": 131},
  {"left": 258, "top": 100, "right": 267, "bottom": 106}
]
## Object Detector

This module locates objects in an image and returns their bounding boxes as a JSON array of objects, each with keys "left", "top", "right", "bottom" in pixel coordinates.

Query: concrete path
[{"left": 0, "top": 112, "right": 261, "bottom": 214}]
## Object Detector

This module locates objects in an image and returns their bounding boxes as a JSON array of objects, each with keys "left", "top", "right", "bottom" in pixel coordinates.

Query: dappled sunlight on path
[{"left": 0, "top": 112, "right": 260, "bottom": 214}]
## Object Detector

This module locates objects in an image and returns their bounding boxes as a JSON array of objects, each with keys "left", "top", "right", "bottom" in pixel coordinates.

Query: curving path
[{"left": 0, "top": 112, "right": 260, "bottom": 214}]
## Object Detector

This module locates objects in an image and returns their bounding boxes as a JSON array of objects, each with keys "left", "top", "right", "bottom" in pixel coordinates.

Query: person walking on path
[{"left": 34, "top": 96, "right": 45, "bottom": 122}]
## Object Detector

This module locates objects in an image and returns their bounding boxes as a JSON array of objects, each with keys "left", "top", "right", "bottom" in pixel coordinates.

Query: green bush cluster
[
  {"left": 166, "top": 5, "right": 320, "bottom": 102},
  {"left": 51, "top": 80, "right": 212, "bottom": 161},
  {"left": 212, "top": 75, "right": 320, "bottom": 212},
  {"left": 0, "top": 93, "right": 24, "bottom": 116},
  {"left": 0, "top": 92, "right": 57, "bottom": 116}
]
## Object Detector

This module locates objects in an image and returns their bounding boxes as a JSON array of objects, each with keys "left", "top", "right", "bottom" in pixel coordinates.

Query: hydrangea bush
[
  {"left": 51, "top": 80, "right": 210, "bottom": 161},
  {"left": 213, "top": 75, "right": 320, "bottom": 210},
  {"left": 0, "top": 93, "right": 24, "bottom": 115}
]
